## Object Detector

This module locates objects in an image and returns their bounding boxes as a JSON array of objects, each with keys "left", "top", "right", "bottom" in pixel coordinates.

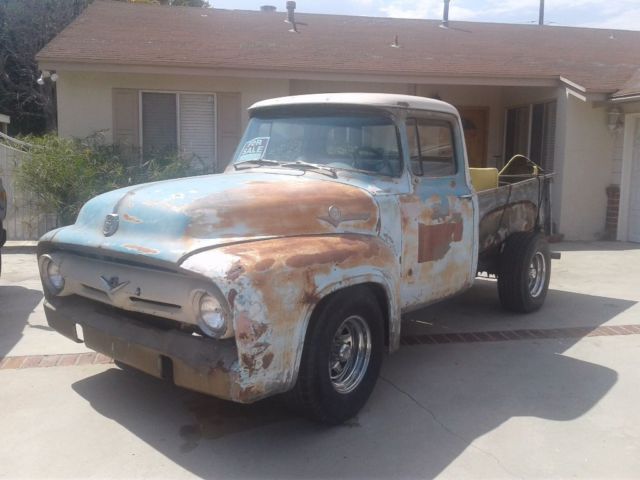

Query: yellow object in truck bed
[{"left": 469, "top": 167, "right": 499, "bottom": 192}]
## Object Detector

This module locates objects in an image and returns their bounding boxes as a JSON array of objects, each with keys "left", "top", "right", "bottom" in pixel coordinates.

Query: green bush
[{"left": 15, "top": 133, "right": 202, "bottom": 225}]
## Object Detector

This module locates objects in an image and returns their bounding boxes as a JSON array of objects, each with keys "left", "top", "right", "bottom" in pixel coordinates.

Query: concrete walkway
[{"left": 1, "top": 242, "right": 639, "bottom": 478}]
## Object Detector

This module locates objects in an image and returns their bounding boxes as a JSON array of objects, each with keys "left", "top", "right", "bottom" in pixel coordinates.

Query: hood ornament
[
  {"left": 100, "top": 275, "right": 129, "bottom": 294},
  {"left": 103, "top": 213, "right": 119, "bottom": 236},
  {"left": 318, "top": 204, "right": 371, "bottom": 228}
]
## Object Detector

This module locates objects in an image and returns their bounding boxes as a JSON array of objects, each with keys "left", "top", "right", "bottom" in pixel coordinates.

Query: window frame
[
  {"left": 138, "top": 90, "right": 218, "bottom": 162},
  {"left": 405, "top": 115, "right": 460, "bottom": 178}
]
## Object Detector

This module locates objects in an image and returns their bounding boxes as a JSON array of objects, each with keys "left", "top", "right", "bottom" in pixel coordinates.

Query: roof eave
[{"left": 36, "top": 59, "right": 562, "bottom": 88}]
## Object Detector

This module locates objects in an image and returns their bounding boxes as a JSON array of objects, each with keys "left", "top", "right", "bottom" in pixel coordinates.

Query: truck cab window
[
  {"left": 234, "top": 114, "right": 403, "bottom": 177},
  {"left": 406, "top": 118, "right": 457, "bottom": 177}
]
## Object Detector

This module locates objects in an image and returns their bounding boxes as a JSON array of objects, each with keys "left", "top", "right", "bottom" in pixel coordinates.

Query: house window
[
  {"left": 505, "top": 101, "right": 556, "bottom": 170},
  {"left": 141, "top": 92, "right": 216, "bottom": 170},
  {"left": 406, "top": 118, "right": 457, "bottom": 177}
]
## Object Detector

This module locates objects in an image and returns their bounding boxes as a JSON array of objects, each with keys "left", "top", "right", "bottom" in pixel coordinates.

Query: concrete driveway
[{"left": 1, "top": 243, "right": 639, "bottom": 479}]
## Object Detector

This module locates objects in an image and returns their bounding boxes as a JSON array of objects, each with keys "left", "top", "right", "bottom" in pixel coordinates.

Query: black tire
[
  {"left": 498, "top": 232, "right": 551, "bottom": 313},
  {"left": 285, "top": 286, "right": 384, "bottom": 425}
]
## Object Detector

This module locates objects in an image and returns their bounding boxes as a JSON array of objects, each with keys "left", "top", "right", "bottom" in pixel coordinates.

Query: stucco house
[{"left": 36, "top": 0, "right": 640, "bottom": 242}]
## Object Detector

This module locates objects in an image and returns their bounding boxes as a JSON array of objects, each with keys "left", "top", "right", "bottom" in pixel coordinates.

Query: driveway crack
[{"left": 380, "top": 375, "right": 522, "bottom": 479}]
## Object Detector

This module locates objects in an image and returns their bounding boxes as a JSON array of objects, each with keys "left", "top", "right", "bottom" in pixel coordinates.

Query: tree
[{"left": 0, "top": 0, "right": 92, "bottom": 135}]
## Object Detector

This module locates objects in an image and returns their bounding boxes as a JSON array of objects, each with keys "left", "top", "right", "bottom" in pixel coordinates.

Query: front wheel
[
  {"left": 498, "top": 232, "right": 551, "bottom": 313},
  {"left": 285, "top": 287, "right": 384, "bottom": 424}
]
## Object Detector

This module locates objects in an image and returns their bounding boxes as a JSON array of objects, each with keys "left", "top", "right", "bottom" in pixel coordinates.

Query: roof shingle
[{"left": 37, "top": 0, "right": 640, "bottom": 94}]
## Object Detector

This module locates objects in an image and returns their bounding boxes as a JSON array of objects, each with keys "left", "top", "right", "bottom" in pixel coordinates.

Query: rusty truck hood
[{"left": 44, "top": 171, "right": 380, "bottom": 264}]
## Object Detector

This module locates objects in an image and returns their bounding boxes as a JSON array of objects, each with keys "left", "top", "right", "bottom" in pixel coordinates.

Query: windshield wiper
[
  {"left": 278, "top": 161, "right": 338, "bottom": 178},
  {"left": 233, "top": 159, "right": 282, "bottom": 170}
]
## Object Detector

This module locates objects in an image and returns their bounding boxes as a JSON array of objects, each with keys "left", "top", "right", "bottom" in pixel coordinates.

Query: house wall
[
  {"left": 557, "top": 92, "right": 615, "bottom": 240},
  {"left": 56, "top": 71, "right": 290, "bottom": 142}
]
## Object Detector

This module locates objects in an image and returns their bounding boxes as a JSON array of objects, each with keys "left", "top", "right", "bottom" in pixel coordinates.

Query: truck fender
[{"left": 180, "top": 234, "right": 401, "bottom": 401}]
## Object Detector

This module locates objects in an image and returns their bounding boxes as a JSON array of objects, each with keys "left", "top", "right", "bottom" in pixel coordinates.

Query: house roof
[
  {"left": 612, "top": 69, "right": 640, "bottom": 99},
  {"left": 37, "top": 0, "right": 640, "bottom": 95}
]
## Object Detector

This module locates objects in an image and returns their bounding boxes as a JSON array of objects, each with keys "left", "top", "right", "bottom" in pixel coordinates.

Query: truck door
[{"left": 400, "top": 113, "right": 477, "bottom": 309}]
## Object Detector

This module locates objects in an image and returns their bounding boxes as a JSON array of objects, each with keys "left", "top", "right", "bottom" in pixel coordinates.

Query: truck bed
[{"left": 477, "top": 173, "right": 553, "bottom": 260}]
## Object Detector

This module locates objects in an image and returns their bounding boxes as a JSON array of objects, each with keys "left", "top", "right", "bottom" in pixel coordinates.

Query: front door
[{"left": 400, "top": 113, "right": 477, "bottom": 309}]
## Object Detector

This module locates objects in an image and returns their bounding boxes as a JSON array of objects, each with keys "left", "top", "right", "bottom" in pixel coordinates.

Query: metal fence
[{"left": 0, "top": 133, "right": 57, "bottom": 241}]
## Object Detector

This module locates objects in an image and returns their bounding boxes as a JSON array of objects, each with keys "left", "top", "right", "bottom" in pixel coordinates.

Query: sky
[{"left": 209, "top": 0, "right": 640, "bottom": 31}]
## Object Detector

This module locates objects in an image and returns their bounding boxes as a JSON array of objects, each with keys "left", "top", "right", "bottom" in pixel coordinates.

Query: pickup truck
[{"left": 39, "top": 93, "right": 554, "bottom": 424}]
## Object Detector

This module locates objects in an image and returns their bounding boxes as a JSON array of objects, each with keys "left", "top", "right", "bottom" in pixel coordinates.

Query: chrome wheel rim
[
  {"left": 528, "top": 251, "right": 547, "bottom": 298},
  {"left": 329, "top": 315, "right": 372, "bottom": 394}
]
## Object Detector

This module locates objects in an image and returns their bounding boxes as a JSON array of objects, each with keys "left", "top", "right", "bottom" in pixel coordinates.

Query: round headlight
[
  {"left": 47, "top": 261, "right": 65, "bottom": 291},
  {"left": 39, "top": 255, "right": 65, "bottom": 296},
  {"left": 197, "top": 292, "right": 228, "bottom": 338}
]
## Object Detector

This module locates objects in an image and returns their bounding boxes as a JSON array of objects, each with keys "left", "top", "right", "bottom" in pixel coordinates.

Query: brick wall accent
[{"left": 605, "top": 185, "right": 621, "bottom": 240}]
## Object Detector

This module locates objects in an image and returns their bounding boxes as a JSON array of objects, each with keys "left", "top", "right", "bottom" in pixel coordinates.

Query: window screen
[
  {"left": 179, "top": 94, "right": 216, "bottom": 171},
  {"left": 406, "top": 118, "right": 456, "bottom": 177}
]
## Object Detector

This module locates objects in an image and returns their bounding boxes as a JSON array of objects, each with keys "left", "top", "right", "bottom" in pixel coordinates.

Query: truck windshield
[{"left": 231, "top": 113, "right": 403, "bottom": 177}]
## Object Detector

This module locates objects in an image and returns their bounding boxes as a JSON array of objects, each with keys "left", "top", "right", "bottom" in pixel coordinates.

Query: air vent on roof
[
  {"left": 261, "top": 5, "right": 276, "bottom": 12},
  {"left": 442, "top": 0, "right": 450, "bottom": 28},
  {"left": 285, "top": 1, "right": 298, "bottom": 33}
]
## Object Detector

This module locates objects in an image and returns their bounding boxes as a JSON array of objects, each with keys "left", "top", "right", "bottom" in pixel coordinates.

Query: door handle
[{"left": 459, "top": 194, "right": 473, "bottom": 199}]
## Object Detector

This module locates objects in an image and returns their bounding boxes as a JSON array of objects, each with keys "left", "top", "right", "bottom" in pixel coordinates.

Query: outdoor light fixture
[
  {"left": 36, "top": 70, "right": 58, "bottom": 85},
  {"left": 607, "top": 107, "right": 623, "bottom": 131}
]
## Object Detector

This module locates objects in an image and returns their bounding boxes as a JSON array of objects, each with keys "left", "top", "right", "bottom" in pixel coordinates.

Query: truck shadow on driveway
[
  {"left": 71, "top": 284, "right": 634, "bottom": 478},
  {"left": 0, "top": 285, "right": 43, "bottom": 358}
]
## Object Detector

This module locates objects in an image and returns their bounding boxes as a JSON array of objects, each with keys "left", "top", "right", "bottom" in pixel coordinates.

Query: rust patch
[
  {"left": 227, "top": 289, "right": 237, "bottom": 308},
  {"left": 226, "top": 261, "right": 245, "bottom": 281},
  {"left": 478, "top": 201, "right": 538, "bottom": 252},
  {"left": 121, "top": 244, "right": 160, "bottom": 255},
  {"left": 184, "top": 179, "right": 378, "bottom": 239},
  {"left": 254, "top": 258, "right": 275, "bottom": 272},
  {"left": 301, "top": 289, "right": 321, "bottom": 305},
  {"left": 286, "top": 248, "right": 354, "bottom": 269},
  {"left": 241, "top": 353, "right": 257, "bottom": 375},
  {"left": 237, "top": 315, "right": 269, "bottom": 342},
  {"left": 122, "top": 213, "right": 143, "bottom": 224},
  {"left": 417, "top": 215, "right": 464, "bottom": 263},
  {"left": 282, "top": 237, "right": 381, "bottom": 269},
  {"left": 261, "top": 352, "right": 274, "bottom": 369}
]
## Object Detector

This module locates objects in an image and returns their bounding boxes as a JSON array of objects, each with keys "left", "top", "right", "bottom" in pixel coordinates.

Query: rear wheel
[
  {"left": 498, "top": 232, "right": 551, "bottom": 313},
  {"left": 285, "top": 287, "right": 384, "bottom": 424}
]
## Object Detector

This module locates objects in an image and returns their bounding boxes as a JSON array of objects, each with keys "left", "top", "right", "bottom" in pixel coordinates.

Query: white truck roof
[{"left": 249, "top": 93, "right": 459, "bottom": 116}]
